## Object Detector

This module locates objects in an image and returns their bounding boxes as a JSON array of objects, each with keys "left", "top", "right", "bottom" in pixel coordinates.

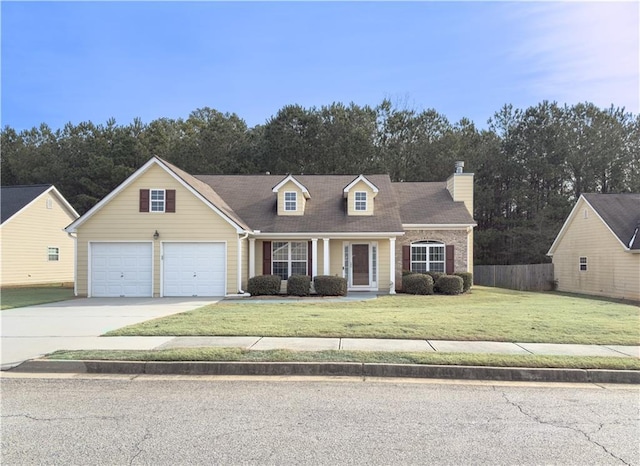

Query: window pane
[
  {"left": 272, "top": 262, "right": 288, "bottom": 280},
  {"left": 150, "top": 190, "right": 165, "bottom": 212},
  {"left": 285, "top": 192, "right": 296, "bottom": 211},
  {"left": 413, "top": 263, "right": 427, "bottom": 273},
  {"left": 412, "top": 247, "right": 427, "bottom": 262},
  {"left": 429, "top": 246, "right": 444, "bottom": 262},
  {"left": 291, "top": 262, "right": 307, "bottom": 276},
  {"left": 273, "top": 242, "right": 289, "bottom": 261},
  {"left": 355, "top": 192, "right": 366, "bottom": 211},
  {"left": 430, "top": 263, "right": 445, "bottom": 273},
  {"left": 290, "top": 242, "right": 307, "bottom": 260}
]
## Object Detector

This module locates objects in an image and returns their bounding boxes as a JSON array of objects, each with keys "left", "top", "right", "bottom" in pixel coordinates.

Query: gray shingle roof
[
  {"left": 583, "top": 193, "right": 640, "bottom": 250},
  {"left": 193, "top": 174, "right": 474, "bottom": 233},
  {"left": 1, "top": 184, "right": 51, "bottom": 224},
  {"left": 392, "top": 182, "right": 475, "bottom": 225}
]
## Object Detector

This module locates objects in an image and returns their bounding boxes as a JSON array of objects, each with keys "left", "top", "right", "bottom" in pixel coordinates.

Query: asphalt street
[{"left": 2, "top": 375, "right": 638, "bottom": 465}]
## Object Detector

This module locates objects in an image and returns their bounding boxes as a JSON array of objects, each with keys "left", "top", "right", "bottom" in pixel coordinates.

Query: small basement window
[
  {"left": 48, "top": 247, "right": 59, "bottom": 261},
  {"left": 579, "top": 257, "right": 587, "bottom": 271}
]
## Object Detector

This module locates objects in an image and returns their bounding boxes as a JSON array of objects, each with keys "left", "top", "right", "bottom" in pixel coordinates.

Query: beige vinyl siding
[
  {"left": 75, "top": 164, "right": 239, "bottom": 296},
  {"left": 276, "top": 181, "right": 306, "bottom": 216},
  {"left": 1, "top": 193, "right": 77, "bottom": 286},
  {"left": 446, "top": 173, "right": 474, "bottom": 216},
  {"left": 346, "top": 180, "right": 376, "bottom": 216},
  {"left": 552, "top": 198, "right": 640, "bottom": 301}
]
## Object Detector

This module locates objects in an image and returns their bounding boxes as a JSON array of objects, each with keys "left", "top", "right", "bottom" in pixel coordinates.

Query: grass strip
[
  {"left": 1, "top": 286, "right": 75, "bottom": 310},
  {"left": 45, "top": 348, "right": 640, "bottom": 370}
]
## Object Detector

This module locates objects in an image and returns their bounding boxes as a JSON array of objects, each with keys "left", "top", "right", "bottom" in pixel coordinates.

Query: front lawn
[
  {"left": 106, "top": 287, "right": 640, "bottom": 345},
  {"left": 1, "top": 285, "right": 75, "bottom": 310}
]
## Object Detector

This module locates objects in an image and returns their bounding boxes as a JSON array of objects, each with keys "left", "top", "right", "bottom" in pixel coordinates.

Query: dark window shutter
[
  {"left": 307, "top": 241, "right": 313, "bottom": 276},
  {"left": 263, "top": 241, "right": 272, "bottom": 275},
  {"left": 446, "top": 245, "right": 455, "bottom": 274},
  {"left": 166, "top": 189, "right": 176, "bottom": 212},
  {"left": 139, "top": 189, "right": 149, "bottom": 212},
  {"left": 402, "top": 245, "right": 411, "bottom": 271}
]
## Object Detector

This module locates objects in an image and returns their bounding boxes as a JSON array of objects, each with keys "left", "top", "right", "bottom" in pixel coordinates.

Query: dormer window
[
  {"left": 285, "top": 192, "right": 297, "bottom": 211},
  {"left": 355, "top": 192, "right": 367, "bottom": 211}
]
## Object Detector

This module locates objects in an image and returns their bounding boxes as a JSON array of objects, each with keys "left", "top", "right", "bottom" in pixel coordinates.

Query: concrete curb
[{"left": 8, "top": 359, "right": 640, "bottom": 384}]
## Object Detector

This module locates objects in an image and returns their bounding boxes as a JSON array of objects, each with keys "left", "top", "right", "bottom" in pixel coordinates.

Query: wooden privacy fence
[{"left": 473, "top": 263, "right": 555, "bottom": 291}]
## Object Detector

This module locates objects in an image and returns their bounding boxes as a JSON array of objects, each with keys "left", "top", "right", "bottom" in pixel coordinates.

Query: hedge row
[
  {"left": 402, "top": 271, "right": 472, "bottom": 295},
  {"left": 248, "top": 274, "right": 348, "bottom": 297}
]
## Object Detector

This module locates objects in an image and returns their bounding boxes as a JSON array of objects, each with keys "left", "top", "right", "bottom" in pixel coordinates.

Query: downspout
[
  {"left": 237, "top": 232, "right": 250, "bottom": 295},
  {"left": 67, "top": 232, "right": 78, "bottom": 296}
]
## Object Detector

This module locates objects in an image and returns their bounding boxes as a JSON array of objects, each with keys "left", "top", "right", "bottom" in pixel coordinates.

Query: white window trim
[
  {"left": 410, "top": 241, "right": 446, "bottom": 273},
  {"left": 354, "top": 191, "right": 367, "bottom": 211},
  {"left": 272, "top": 241, "right": 308, "bottom": 280},
  {"left": 579, "top": 256, "right": 588, "bottom": 272},
  {"left": 48, "top": 246, "right": 60, "bottom": 261},
  {"left": 284, "top": 191, "right": 297, "bottom": 211},
  {"left": 150, "top": 189, "right": 166, "bottom": 213}
]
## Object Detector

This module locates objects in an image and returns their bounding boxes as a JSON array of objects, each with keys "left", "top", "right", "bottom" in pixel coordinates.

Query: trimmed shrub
[
  {"left": 314, "top": 275, "right": 347, "bottom": 296},
  {"left": 287, "top": 274, "right": 311, "bottom": 296},
  {"left": 402, "top": 269, "right": 417, "bottom": 276},
  {"left": 247, "top": 275, "right": 281, "bottom": 296},
  {"left": 454, "top": 272, "right": 473, "bottom": 292},
  {"left": 425, "top": 271, "right": 445, "bottom": 292},
  {"left": 435, "top": 275, "right": 464, "bottom": 295},
  {"left": 403, "top": 273, "right": 434, "bottom": 295}
]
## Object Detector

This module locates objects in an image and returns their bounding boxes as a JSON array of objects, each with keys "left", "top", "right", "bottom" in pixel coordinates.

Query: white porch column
[
  {"left": 311, "top": 238, "right": 318, "bottom": 277},
  {"left": 389, "top": 237, "right": 396, "bottom": 294},
  {"left": 323, "top": 238, "right": 330, "bottom": 275},
  {"left": 249, "top": 238, "right": 256, "bottom": 278}
]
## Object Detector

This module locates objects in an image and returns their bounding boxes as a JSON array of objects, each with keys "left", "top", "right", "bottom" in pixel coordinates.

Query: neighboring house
[
  {"left": 547, "top": 193, "right": 640, "bottom": 301},
  {"left": 1, "top": 185, "right": 79, "bottom": 287},
  {"left": 65, "top": 157, "right": 475, "bottom": 297}
]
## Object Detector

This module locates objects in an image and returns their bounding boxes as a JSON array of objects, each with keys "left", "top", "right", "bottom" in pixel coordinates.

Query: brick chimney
[{"left": 446, "top": 161, "right": 474, "bottom": 216}]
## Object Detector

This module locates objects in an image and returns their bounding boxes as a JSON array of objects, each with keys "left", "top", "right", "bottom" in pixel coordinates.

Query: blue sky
[{"left": 2, "top": 1, "right": 638, "bottom": 131}]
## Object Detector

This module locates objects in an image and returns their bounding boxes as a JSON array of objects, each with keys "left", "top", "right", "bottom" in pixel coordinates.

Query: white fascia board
[
  {"left": 403, "top": 223, "right": 476, "bottom": 230},
  {"left": 254, "top": 231, "right": 405, "bottom": 239},
  {"left": 271, "top": 175, "right": 311, "bottom": 199},
  {"left": 65, "top": 157, "right": 249, "bottom": 234},
  {"left": 2, "top": 185, "right": 79, "bottom": 229},
  {"left": 547, "top": 195, "right": 629, "bottom": 256},
  {"left": 343, "top": 175, "right": 379, "bottom": 195}
]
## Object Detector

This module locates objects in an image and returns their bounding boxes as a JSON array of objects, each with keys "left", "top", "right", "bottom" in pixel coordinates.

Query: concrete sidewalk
[{"left": 154, "top": 336, "right": 640, "bottom": 358}]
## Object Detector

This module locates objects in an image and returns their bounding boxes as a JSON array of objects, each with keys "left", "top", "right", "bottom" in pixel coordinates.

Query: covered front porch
[{"left": 245, "top": 236, "right": 400, "bottom": 294}]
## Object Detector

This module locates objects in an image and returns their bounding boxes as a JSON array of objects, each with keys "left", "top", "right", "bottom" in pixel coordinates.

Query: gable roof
[
  {"left": 196, "top": 174, "right": 403, "bottom": 234},
  {"left": 65, "top": 157, "right": 249, "bottom": 233},
  {"left": 548, "top": 193, "right": 640, "bottom": 254},
  {"left": 1, "top": 184, "right": 79, "bottom": 225},
  {"left": 392, "top": 182, "right": 475, "bottom": 226},
  {"left": 343, "top": 175, "right": 379, "bottom": 196},
  {"left": 272, "top": 175, "right": 311, "bottom": 199}
]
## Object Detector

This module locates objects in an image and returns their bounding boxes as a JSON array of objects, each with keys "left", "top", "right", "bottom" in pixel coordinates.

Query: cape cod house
[{"left": 65, "top": 157, "right": 475, "bottom": 297}]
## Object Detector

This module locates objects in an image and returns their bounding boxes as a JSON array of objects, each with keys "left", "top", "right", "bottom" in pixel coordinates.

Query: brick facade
[{"left": 395, "top": 229, "right": 469, "bottom": 291}]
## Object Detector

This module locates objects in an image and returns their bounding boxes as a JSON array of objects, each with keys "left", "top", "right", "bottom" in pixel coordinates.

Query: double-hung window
[
  {"left": 150, "top": 189, "right": 165, "bottom": 212},
  {"left": 48, "top": 247, "right": 60, "bottom": 261},
  {"left": 355, "top": 192, "right": 367, "bottom": 211},
  {"left": 272, "top": 241, "right": 307, "bottom": 280},
  {"left": 284, "top": 192, "right": 297, "bottom": 211},
  {"left": 579, "top": 257, "right": 588, "bottom": 271},
  {"left": 411, "top": 241, "right": 445, "bottom": 273}
]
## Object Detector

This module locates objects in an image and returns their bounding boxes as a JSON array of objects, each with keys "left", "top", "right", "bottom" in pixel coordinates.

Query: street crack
[
  {"left": 501, "top": 392, "right": 631, "bottom": 465},
  {"left": 129, "top": 427, "right": 152, "bottom": 466}
]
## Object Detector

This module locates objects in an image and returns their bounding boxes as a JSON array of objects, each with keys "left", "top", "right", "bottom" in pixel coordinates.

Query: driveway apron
[{"left": 1, "top": 297, "right": 218, "bottom": 369}]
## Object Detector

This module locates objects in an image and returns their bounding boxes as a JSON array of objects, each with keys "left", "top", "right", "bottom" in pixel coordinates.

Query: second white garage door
[{"left": 163, "top": 243, "right": 226, "bottom": 296}]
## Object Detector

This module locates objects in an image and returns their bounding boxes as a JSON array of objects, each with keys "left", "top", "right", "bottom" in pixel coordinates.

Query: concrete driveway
[{"left": 1, "top": 297, "right": 220, "bottom": 369}]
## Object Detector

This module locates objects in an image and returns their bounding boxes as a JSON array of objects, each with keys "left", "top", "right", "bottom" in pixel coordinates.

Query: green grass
[
  {"left": 1, "top": 285, "right": 75, "bottom": 310},
  {"left": 45, "top": 347, "right": 640, "bottom": 370},
  {"left": 106, "top": 287, "right": 640, "bottom": 345}
]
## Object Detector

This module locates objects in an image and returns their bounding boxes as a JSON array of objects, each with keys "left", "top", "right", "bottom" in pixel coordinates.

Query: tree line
[{"left": 2, "top": 100, "right": 638, "bottom": 265}]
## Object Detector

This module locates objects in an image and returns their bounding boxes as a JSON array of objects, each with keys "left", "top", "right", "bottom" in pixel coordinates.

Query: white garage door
[
  {"left": 163, "top": 243, "right": 226, "bottom": 297},
  {"left": 91, "top": 242, "right": 153, "bottom": 297}
]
